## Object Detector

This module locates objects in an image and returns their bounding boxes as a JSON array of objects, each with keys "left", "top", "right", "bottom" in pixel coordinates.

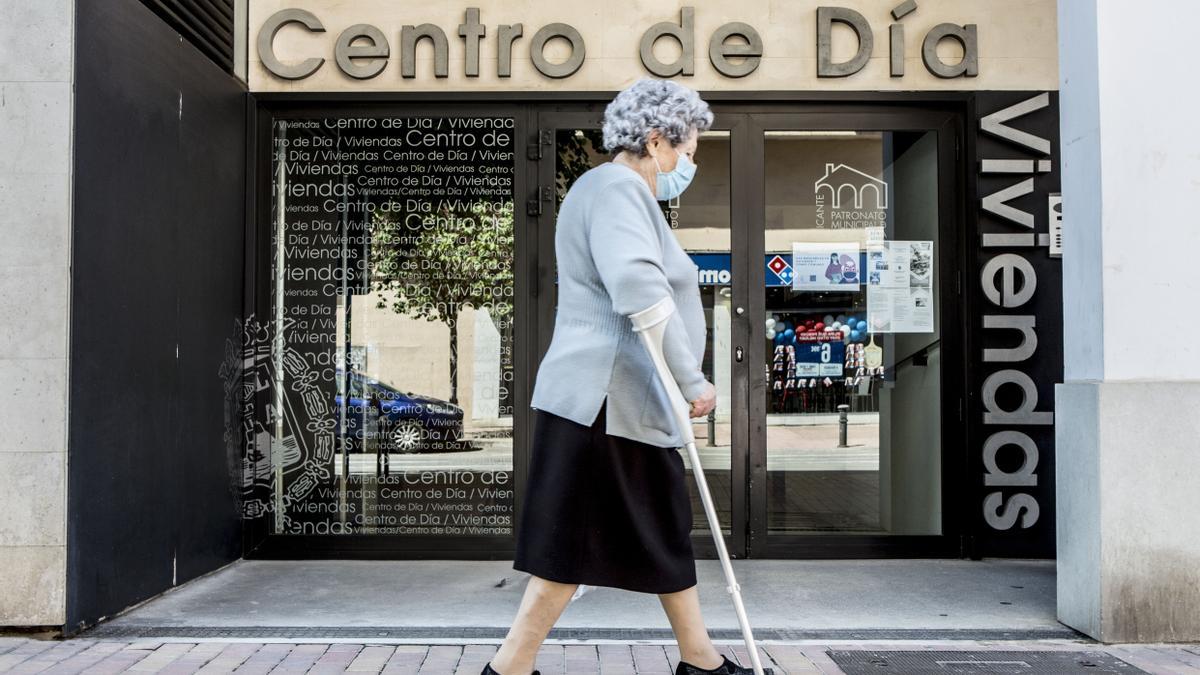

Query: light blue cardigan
[{"left": 530, "top": 161, "right": 709, "bottom": 448}]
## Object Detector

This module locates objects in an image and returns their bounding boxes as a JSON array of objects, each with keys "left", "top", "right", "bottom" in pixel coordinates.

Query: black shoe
[
  {"left": 481, "top": 661, "right": 540, "bottom": 675},
  {"left": 675, "top": 654, "right": 774, "bottom": 675}
]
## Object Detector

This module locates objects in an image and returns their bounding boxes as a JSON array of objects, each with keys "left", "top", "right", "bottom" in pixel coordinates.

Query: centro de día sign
[{"left": 258, "top": 3, "right": 978, "bottom": 81}]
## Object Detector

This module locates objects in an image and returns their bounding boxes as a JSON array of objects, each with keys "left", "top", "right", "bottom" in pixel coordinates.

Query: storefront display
[{"left": 242, "top": 0, "right": 1063, "bottom": 560}]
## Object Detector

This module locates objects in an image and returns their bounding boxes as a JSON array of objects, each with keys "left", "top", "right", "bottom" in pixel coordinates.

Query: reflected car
[{"left": 333, "top": 368, "right": 464, "bottom": 453}]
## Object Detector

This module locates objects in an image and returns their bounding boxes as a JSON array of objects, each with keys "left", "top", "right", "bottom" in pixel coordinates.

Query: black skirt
[{"left": 512, "top": 398, "right": 698, "bottom": 594}]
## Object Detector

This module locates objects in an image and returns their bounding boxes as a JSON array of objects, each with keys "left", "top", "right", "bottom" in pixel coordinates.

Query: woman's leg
[
  {"left": 489, "top": 575, "right": 578, "bottom": 674},
  {"left": 660, "top": 585, "right": 724, "bottom": 669}
]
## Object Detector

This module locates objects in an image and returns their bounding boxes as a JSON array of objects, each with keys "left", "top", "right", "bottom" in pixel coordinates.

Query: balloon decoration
[{"left": 765, "top": 311, "right": 872, "bottom": 344}]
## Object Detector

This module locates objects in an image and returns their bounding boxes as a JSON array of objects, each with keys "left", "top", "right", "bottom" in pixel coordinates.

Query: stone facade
[{"left": 0, "top": 0, "right": 73, "bottom": 626}]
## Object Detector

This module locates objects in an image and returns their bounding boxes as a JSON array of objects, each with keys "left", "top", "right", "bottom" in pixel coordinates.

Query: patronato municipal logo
[{"left": 814, "top": 162, "right": 888, "bottom": 229}]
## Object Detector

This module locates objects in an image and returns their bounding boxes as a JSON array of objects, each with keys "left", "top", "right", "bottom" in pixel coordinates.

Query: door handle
[{"left": 735, "top": 346, "right": 743, "bottom": 362}]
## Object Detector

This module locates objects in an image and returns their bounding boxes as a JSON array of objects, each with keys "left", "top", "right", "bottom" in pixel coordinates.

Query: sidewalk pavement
[
  {"left": 2, "top": 637, "right": 1200, "bottom": 673},
  {"left": 10, "top": 560, "right": 1198, "bottom": 673}
]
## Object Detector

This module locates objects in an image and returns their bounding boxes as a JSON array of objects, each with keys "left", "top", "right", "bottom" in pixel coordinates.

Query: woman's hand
[{"left": 687, "top": 380, "right": 716, "bottom": 418}]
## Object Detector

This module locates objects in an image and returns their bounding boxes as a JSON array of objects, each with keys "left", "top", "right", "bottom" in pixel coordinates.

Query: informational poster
[
  {"left": 866, "top": 240, "right": 935, "bottom": 333},
  {"left": 794, "top": 339, "right": 846, "bottom": 377},
  {"left": 863, "top": 226, "right": 886, "bottom": 248},
  {"left": 791, "top": 242, "right": 862, "bottom": 290}
]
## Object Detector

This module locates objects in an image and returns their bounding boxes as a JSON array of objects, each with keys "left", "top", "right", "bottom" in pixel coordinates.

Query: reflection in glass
[
  {"left": 265, "top": 116, "right": 517, "bottom": 536},
  {"left": 762, "top": 130, "right": 942, "bottom": 535}
]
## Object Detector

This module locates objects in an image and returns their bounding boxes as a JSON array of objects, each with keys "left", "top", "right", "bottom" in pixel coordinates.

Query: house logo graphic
[{"left": 815, "top": 163, "right": 888, "bottom": 210}]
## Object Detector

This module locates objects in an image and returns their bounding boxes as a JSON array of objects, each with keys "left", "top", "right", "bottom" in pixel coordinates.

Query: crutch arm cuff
[{"left": 630, "top": 296, "right": 676, "bottom": 332}]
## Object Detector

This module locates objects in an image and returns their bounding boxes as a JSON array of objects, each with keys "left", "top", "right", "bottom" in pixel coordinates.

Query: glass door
[
  {"left": 745, "top": 110, "right": 964, "bottom": 558},
  {"left": 531, "top": 105, "right": 963, "bottom": 560},
  {"left": 250, "top": 104, "right": 527, "bottom": 557},
  {"left": 533, "top": 110, "right": 752, "bottom": 559}
]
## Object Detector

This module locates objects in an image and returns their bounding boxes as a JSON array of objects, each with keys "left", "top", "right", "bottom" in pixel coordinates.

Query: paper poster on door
[
  {"left": 791, "top": 242, "right": 862, "bottom": 291},
  {"left": 794, "top": 339, "right": 845, "bottom": 377},
  {"left": 866, "top": 241, "right": 934, "bottom": 333}
]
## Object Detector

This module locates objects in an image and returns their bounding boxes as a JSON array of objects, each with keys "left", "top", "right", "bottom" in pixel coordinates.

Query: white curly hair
[{"left": 601, "top": 78, "right": 714, "bottom": 157}]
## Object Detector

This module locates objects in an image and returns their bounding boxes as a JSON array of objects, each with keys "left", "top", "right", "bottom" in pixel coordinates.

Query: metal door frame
[{"left": 743, "top": 107, "right": 966, "bottom": 559}]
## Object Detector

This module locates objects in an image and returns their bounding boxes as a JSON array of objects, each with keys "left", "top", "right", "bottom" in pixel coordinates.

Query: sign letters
[{"left": 258, "top": 4, "right": 979, "bottom": 82}]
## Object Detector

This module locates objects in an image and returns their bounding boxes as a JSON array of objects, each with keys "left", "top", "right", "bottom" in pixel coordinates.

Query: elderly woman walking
[{"left": 482, "top": 79, "right": 762, "bottom": 675}]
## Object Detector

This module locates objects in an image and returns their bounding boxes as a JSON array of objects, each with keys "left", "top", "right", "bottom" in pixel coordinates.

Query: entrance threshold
[{"left": 82, "top": 559, "right": 1075, "bottom": 642}]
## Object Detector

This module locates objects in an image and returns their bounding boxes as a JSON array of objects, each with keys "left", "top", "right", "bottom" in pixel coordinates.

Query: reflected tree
[
  {"left": 556, "top": 129, "right": 606, "bottom": 200},
  {"left": 369, "top": 200, "right": 514, "bottom": 405}
]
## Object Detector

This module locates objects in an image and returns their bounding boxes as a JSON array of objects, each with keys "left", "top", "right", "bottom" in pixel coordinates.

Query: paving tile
[
  {"left": 598, "top": 644, "right": 634, "bottom": 674},
  {"left": 86, "top": 645, "right": 157, "bottom": 674},
  {"left": 8, "top": 639, "right": 96, "bottom": 673},
  {"left": 310, "top": 644, "right": 367, "bottom": 674},
  {"left": 124, "top": 642, "right": 197, "bottom": 673},
  {"left": 270, "top": 642, "right": 330, "bottom": 672},
  {"left": 417, "top": 645, "right": 463, "bottom": 674},
  {"left": 196, "top": 642, "right": 265, "bottom": 673},
  {"left": 532, "top": 644, "right": 565, "bottom": 675},
  {"left": 454, "top": 644, "right": 497, "bottom": 675},
  {"left": 563, "top": 644, "right": 599, "bottom": 675},
  {"left": 41, "top": 641, "right": 129, "bottom": 674},
  {"left": 631, "top": 645, "right": 672, "bottom": 674},
  {"left": 0, "top": 637, "right": 34, "bottom": 656},
  {"left": 159, "top": 642, "right": 232, "bottom": 673},
  {"left": 233, "top": 642, "right": 295, "bottom": 674},
  {"left": 0, "top": 639, "right": 61, "bottom": 671},
  {"left": 381, "top": 645, "right": 429, "bottom": 675},
  {"left": 727, "top": 643, "right": 777, "bottom": 672},
  {"left": 663, "top": 644, "right": 682, "bottom": 666},
  {"left": 797, "top": 648, "right": 848, "bottom": 675},
  {"left": 1145, "top": 646, "right": 1200, "bottom": 671},
  {"left": 1104, "top": 645, "right": 1182, "bottom": 675},
  {"left": 763, "top": 645, "right": 821, "bottom": 674},
  {"left": 346, "top": 645, "right": 397, "bottom": 673}
]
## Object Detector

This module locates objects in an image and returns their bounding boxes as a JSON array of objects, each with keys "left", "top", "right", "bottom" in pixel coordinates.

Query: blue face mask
[{"left": 653, "top": 148, "right": 696, "bottom": 201}]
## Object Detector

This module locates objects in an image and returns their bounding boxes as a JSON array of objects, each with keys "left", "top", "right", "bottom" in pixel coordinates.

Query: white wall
[
  {"left": 1069, "top": 2, "right": 1200, "bottom": 380},
  {"left": 1056, "top": 0, "right": 1200, "bottom": 642},
  {"left": 1057, "top": 0, "right": 1103, "bottom": 383},
  {"left": 0, "top": 0, "right": 73, "bottom": 626}
]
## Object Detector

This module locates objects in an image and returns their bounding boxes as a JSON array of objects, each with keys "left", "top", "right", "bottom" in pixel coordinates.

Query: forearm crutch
[{"left": 630, "top": 297, "right": 767, "bottom": 675}]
